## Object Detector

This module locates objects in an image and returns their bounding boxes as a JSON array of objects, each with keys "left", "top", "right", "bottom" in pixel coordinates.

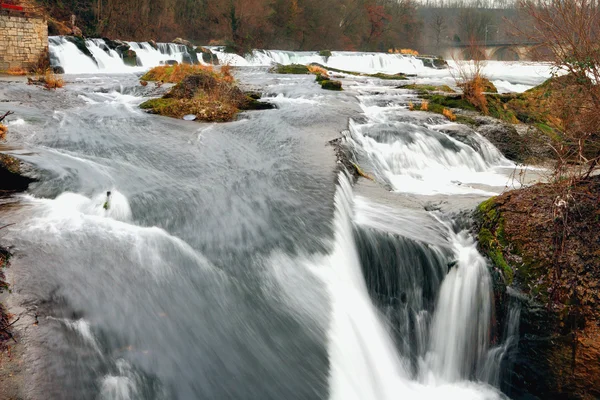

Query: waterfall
[
  {"left": 322, "top": 174, "right": 507, "bottom": 400},
  {"left": 48, "top": 36, "right": 201, "bottom": 74}
]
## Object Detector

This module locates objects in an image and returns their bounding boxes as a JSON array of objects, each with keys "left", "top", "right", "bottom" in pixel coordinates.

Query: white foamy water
[
  {"left": 318, "top": 175, "right": 505, "bottom": 400},
  {"left": 49, "top": 36, "right": 200, "bottom": 74},
  {"left": 346, "top": 116, "right": 514, "bottom": 195},
  {"left": 48, "top": 36, "right": 552, "bottom": 92}
]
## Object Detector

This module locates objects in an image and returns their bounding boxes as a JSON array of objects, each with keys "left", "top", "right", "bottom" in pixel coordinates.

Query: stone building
[{"left": 0, "top": 9, "right": 48, "bottom": 71}]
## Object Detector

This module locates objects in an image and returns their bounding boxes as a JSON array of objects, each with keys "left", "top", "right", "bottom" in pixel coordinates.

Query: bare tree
[
  {"left": 519, "top": 0, "right": 600, "bottom": 179},
  {"left": 429, "top": 11, "right": 446, "bottom": 53}
]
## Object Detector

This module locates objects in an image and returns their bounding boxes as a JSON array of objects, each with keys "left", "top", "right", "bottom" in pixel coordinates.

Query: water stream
[{"left": 0, "top": 40, "right": 546, "bottom": 399}]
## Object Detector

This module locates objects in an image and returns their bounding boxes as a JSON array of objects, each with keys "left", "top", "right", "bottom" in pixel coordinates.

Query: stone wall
[{"left": 0, "top": 12, "right": 48, "bottom": 71}]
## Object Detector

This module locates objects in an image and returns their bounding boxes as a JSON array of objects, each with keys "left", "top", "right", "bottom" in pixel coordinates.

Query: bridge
[{"left": 441, "top": 40, "right": 542, "bottom": 61}]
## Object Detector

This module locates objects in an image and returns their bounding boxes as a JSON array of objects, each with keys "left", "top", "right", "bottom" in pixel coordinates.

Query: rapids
[{"left": 0, "top": 42, "right": 550, "bottom": 399}]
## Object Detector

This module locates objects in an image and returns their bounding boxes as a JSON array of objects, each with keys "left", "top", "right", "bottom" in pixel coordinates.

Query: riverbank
[{"left": 476, "top": 175, "right": 600, "bottom": 399}]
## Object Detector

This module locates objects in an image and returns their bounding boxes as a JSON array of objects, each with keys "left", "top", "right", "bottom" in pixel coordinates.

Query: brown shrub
[
  {"left": 443, "top": 108, "right": 456, "bottom": 121},
  {"left": 308, "top": 65, "right": 329, "bottom": 78},
  {"left": 0, "top": 124, "right": 7, "bottom": 140},
  {"left": 43, "top": 70, "right": 64, "bottom": 89}
]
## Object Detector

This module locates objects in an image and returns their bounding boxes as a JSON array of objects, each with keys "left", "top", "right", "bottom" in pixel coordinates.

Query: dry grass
[
  {"left": 388, "top": 48, "right": 419, "bottom": 55},
  {"left": 6, "top": 67, "right": 27, "bottom": 76},
  {"left": 219, "top": 64, "right": 235, "bottom": 83},
  {"left": 408, "top": 102, "right": 414, "bottom": 111},
  {"left": 420, "top": 101, "right": 429, "bottom": 111},
  {"left": 308, "top": 65, "right": 329, "bottom": 78},
  {"left": 442, "top": 107, "right": 456, "bottom": 121},
  {"left": 43, "top": 70, "right": 64, "bottom": 89},
  {"left": 141, "top": 64, "right": 216, "bottom": 83},
  {"left": 0, "top": 124, "right": 7, "bottom": 140}
]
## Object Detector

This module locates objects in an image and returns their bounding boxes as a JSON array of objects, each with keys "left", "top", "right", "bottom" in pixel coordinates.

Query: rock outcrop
[{"left": 475, "top": 176, "right": 600, "bottom": 400}]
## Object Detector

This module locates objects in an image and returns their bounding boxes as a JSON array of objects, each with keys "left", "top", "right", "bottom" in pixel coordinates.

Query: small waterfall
[
  {"left": 48, "top": 36, "right": 200, "bottom": 74},
  {"left": 344, "top": 98, "right": 516, "bottom": 195},
  {"left": 323, "top": 174, "right": 508, "bottom": 400},
  {"left": 424, "top": 229, "right": 493, "bottom": 383},
  {"left": 209, "top": 48, "right": 424, "bottom": 74}
]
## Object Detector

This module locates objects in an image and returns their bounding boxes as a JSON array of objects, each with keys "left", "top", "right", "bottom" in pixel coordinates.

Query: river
[{"left": 0, "top": 39, "right": 551, "bottom": 400}]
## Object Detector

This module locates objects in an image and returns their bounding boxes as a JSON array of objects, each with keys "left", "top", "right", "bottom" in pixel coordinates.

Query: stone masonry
[{"left": 0, "top": 12, "right": 48, "bottom": 71}]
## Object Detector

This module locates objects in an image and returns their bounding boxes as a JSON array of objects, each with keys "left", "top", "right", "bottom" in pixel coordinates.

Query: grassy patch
[
  {"left": 369, "top": 72, "right": 408, "bottom": 80},
  {"left": 270, "top": 64, "right": 310, "bottom": 74},
  {"left": 141, "top": 64, "right": 221, "bottom": 83},
  {"left": 401, "top": 84, "right": 455, "bottom": 93},
  {"left": 140, "top": 65, "right": 253, "bottom": 122}
]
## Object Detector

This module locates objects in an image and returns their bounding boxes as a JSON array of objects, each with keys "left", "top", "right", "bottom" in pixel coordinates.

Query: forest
[{"left": 27, "top": 0, "right": 520, "bottom": 54}]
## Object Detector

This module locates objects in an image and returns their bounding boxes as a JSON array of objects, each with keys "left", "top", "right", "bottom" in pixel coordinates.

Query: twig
[
  {"left": 1, "top": 316, "right": 20, "bottom": 343},
  {"left": 0, "top": 111, "right": 14, "bottom": 123},
  {"left": 0, "top": 223, "right": 15, "bottom": 231}
]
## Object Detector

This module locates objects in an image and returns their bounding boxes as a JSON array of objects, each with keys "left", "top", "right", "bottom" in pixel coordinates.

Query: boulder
[
  {"left": 173, "top": 38, "right": 193, "bottom": 48},
  {"left": 321, "top": 80, "right": 343, "bottom": 91},
  {"left": 122, "top": 49, "right": 139, "bottom": 67},
  {"left": 197, "top": 47, "right": 219, "bottom": 65}
]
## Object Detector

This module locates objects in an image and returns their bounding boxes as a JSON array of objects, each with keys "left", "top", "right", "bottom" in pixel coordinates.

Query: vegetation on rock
[
  {"left": 476, "top": 176, "right": 600, "bottom": 399},
  {"left": 400, "top": 83, "right": 455, "bottom": 93},
  {"left": 140, "top": 64, "right": 272, "bottom": 122},
  {"left": 320, "top": 80, "right": 343, "bottom": 91},
  {"left": 271, "top": 64, "right": 310, "bottom": 74}
]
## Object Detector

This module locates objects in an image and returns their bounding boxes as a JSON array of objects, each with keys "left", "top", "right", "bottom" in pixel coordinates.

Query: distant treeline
[{"left": 33, "top": 0, "right": 521, "bottom": 54}]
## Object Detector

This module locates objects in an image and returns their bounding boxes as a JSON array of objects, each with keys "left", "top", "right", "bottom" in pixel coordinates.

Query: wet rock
[
  {"left": 197, "top": 47, "right": 219, "bottom": 65},
  {"left": 122, "top": 49, "right": 139, "bottom": 67},
  {"left": 148, "top": 40, "right": 158, "bottom": 50},
  {"left": 321, "top": 80, "right": 343, "bottom": 91},
  {"left": 51, "top": 66, "right": 65, "bottom": 74},
  {"left": 473, "top": 117, "right": 526, "bottom": 162},
  {"left": 0, "top": 154, "right": 34, "bottom": 192},
  {"left": 173, "top": 37, "right": 193, "bottom": 48}
]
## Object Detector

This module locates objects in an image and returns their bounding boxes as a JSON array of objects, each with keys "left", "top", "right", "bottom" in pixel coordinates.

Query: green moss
[
  {"left": 321, "top": 80, "right": 343, "bottom": 91},
  {"left": 319, "top": 50, "right": 332, "bottom": 57},
  {"left": 315, "top": 74, "right": 330, "bottom": 83},
  {"left": 271, "top": 64, "right": 310, "bottom": 74},
  {"left": 477, "top": 197, "right": 514, "bottom": 285},
  {"left": 401, "top": 84, "right": 455, "bottom": 93},
  {"left": 427, "top": 94, "right": 477, "bottom": 111},
  {"left": 370, "top": 72, "right": 408, "bottom": 80},
  {"left": 139, "top": 98, "right": 178, "bottom": 111}
]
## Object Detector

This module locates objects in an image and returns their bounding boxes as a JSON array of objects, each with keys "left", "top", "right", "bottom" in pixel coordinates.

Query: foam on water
[
  {"left": 345, "top": 118, "right": 514, "bottom": 195},
  {"left": 319, "top": 175, "right": 506, "bottom": 400}
]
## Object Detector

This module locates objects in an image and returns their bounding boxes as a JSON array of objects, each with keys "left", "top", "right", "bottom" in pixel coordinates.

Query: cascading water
[
  {"left": 322, "top": 174, "right": 508, "bottom": 400},
  {"left": 48, "top": 36, "right": 199, "bottom": 74},
  {"left": 0, "top": 52, "right": 533, "bottom": 399}
]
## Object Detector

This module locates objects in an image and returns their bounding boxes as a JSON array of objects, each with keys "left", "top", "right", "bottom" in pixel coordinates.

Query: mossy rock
[
  {"left": 370, "top": 72, "right": 408, "bottom": 80},
  {"left": 315, "top": 74, "right": 330, "bottom": 83},
  {"left": 321, "top": 80, "right": 342, "bottom": 91},
  {"left": 122, "top": 49, "right": 138, "bottom": 67},
  {"left": 319, "top": 50, "right": 332, "bottom": 57},
  {"left": 271, "top": 64, "right": 310, "bottom": 74},
  {"left": 476, "top": 197, "right": 514, "bottom": 284},
  {"left": 401, "top": 84, "right": 455, "bottom": 93},
  {"left": 426, "top": 94, "right": 478, "bottom": 111}
]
